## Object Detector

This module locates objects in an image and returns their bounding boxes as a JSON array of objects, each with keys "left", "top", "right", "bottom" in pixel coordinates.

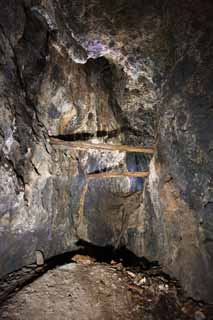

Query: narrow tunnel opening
[{"left": 2, "top": 0, "right": 213, "bottom": 317}]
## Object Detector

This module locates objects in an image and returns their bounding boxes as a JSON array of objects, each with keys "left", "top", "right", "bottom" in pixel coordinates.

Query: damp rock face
[{"left": 0, "top": 0, "right": 213, "bottom": 303}]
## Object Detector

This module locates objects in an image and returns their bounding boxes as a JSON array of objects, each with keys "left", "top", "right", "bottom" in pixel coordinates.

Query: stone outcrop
[{"left": 0, "top": 0, "right": 213, "bottom": 303}]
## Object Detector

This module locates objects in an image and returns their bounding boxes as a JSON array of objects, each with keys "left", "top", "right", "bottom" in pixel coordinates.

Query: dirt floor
[{"left": 0, "top": 254, "right": 212, "bottom": 320}]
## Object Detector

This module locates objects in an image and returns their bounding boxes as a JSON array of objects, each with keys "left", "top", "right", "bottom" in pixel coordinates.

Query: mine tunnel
[{"left": 0, "top": 0, "right": 213, "bottom": 319}]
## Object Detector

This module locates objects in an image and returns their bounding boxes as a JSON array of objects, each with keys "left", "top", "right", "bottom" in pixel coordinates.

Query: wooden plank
[
  {"left": 50, "top": 138, "right": 155, "bottom": 154},
  {"left": 87, "top": 171, "right": 149, "bottom": 180}
]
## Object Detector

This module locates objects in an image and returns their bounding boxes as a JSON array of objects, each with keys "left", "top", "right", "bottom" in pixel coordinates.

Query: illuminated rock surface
[{"left": 0, "top": 0, "right": 213, "bottom": 303}]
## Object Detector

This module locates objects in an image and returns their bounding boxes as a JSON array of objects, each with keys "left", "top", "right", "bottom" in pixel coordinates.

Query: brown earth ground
[{"left": 0, "top": 254, "right": 212, "bottom": 320}]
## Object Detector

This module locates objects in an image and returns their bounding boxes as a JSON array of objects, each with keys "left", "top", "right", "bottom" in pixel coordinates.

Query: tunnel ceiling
[{"left": 0, "top": 0, "right": 213, "bottom": 303}]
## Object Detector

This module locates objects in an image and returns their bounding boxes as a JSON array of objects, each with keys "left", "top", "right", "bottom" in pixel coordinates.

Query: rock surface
[{"left": 0, "top": 0, "right": 213, "bottom": 303}]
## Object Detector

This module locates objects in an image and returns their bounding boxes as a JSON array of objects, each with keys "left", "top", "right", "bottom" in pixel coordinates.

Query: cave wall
[{"left": 0, "top": 0, "right": 213, "bottom": 303}]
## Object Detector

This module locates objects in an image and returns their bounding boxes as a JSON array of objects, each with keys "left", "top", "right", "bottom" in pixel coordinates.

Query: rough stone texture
[{"left": 0, "top": 0, "right": 213, "bottom": 303}]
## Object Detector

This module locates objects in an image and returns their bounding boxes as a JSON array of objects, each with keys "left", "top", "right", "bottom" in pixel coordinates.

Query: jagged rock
[{"left": 0, "top": 0, "right": 213, "bottom": 304}]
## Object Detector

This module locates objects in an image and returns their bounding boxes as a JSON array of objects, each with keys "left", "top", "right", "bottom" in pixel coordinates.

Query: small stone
[
  {"left": 138, "top": 277, "right": 147, "bottom": 285},
  {"left": 194, "top": 310, "right": 206, "bottom": 320},
  {"left": 35, "top": 251, "right": 44, "bottom": 266},
  {"left": 126, "top": 271, "right": 136, "bottom": 278},
  {"left": 111, "top": 262, "right": 123, "bottom": 270},
  {"left": 71, "top": 254, "right": 96, "bottom": 265},
  {"left": 158, "top": 284, "right": 169, "bottom": 292}
]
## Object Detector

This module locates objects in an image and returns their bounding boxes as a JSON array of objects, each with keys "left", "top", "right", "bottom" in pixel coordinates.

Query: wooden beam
[
  {"left": 50, "top": 138, "right": 155, "bottom": 154},
  {"left": 87, "top": 171, "right": 149, "bottom": 180}
]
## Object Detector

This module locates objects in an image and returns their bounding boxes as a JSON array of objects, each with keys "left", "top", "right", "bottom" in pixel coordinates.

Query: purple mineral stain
[
  {"left": 85, "top": 40, "right": 108, "bottom": 58},
  {"left": 48, "top": 226, "right": 52, "bottom": 241},
  {"left": 126, "top": 153, "right": 147, "bottom": 192},
  {"left": 2, "top": 64, "right": 13, "bottom": 82}
]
